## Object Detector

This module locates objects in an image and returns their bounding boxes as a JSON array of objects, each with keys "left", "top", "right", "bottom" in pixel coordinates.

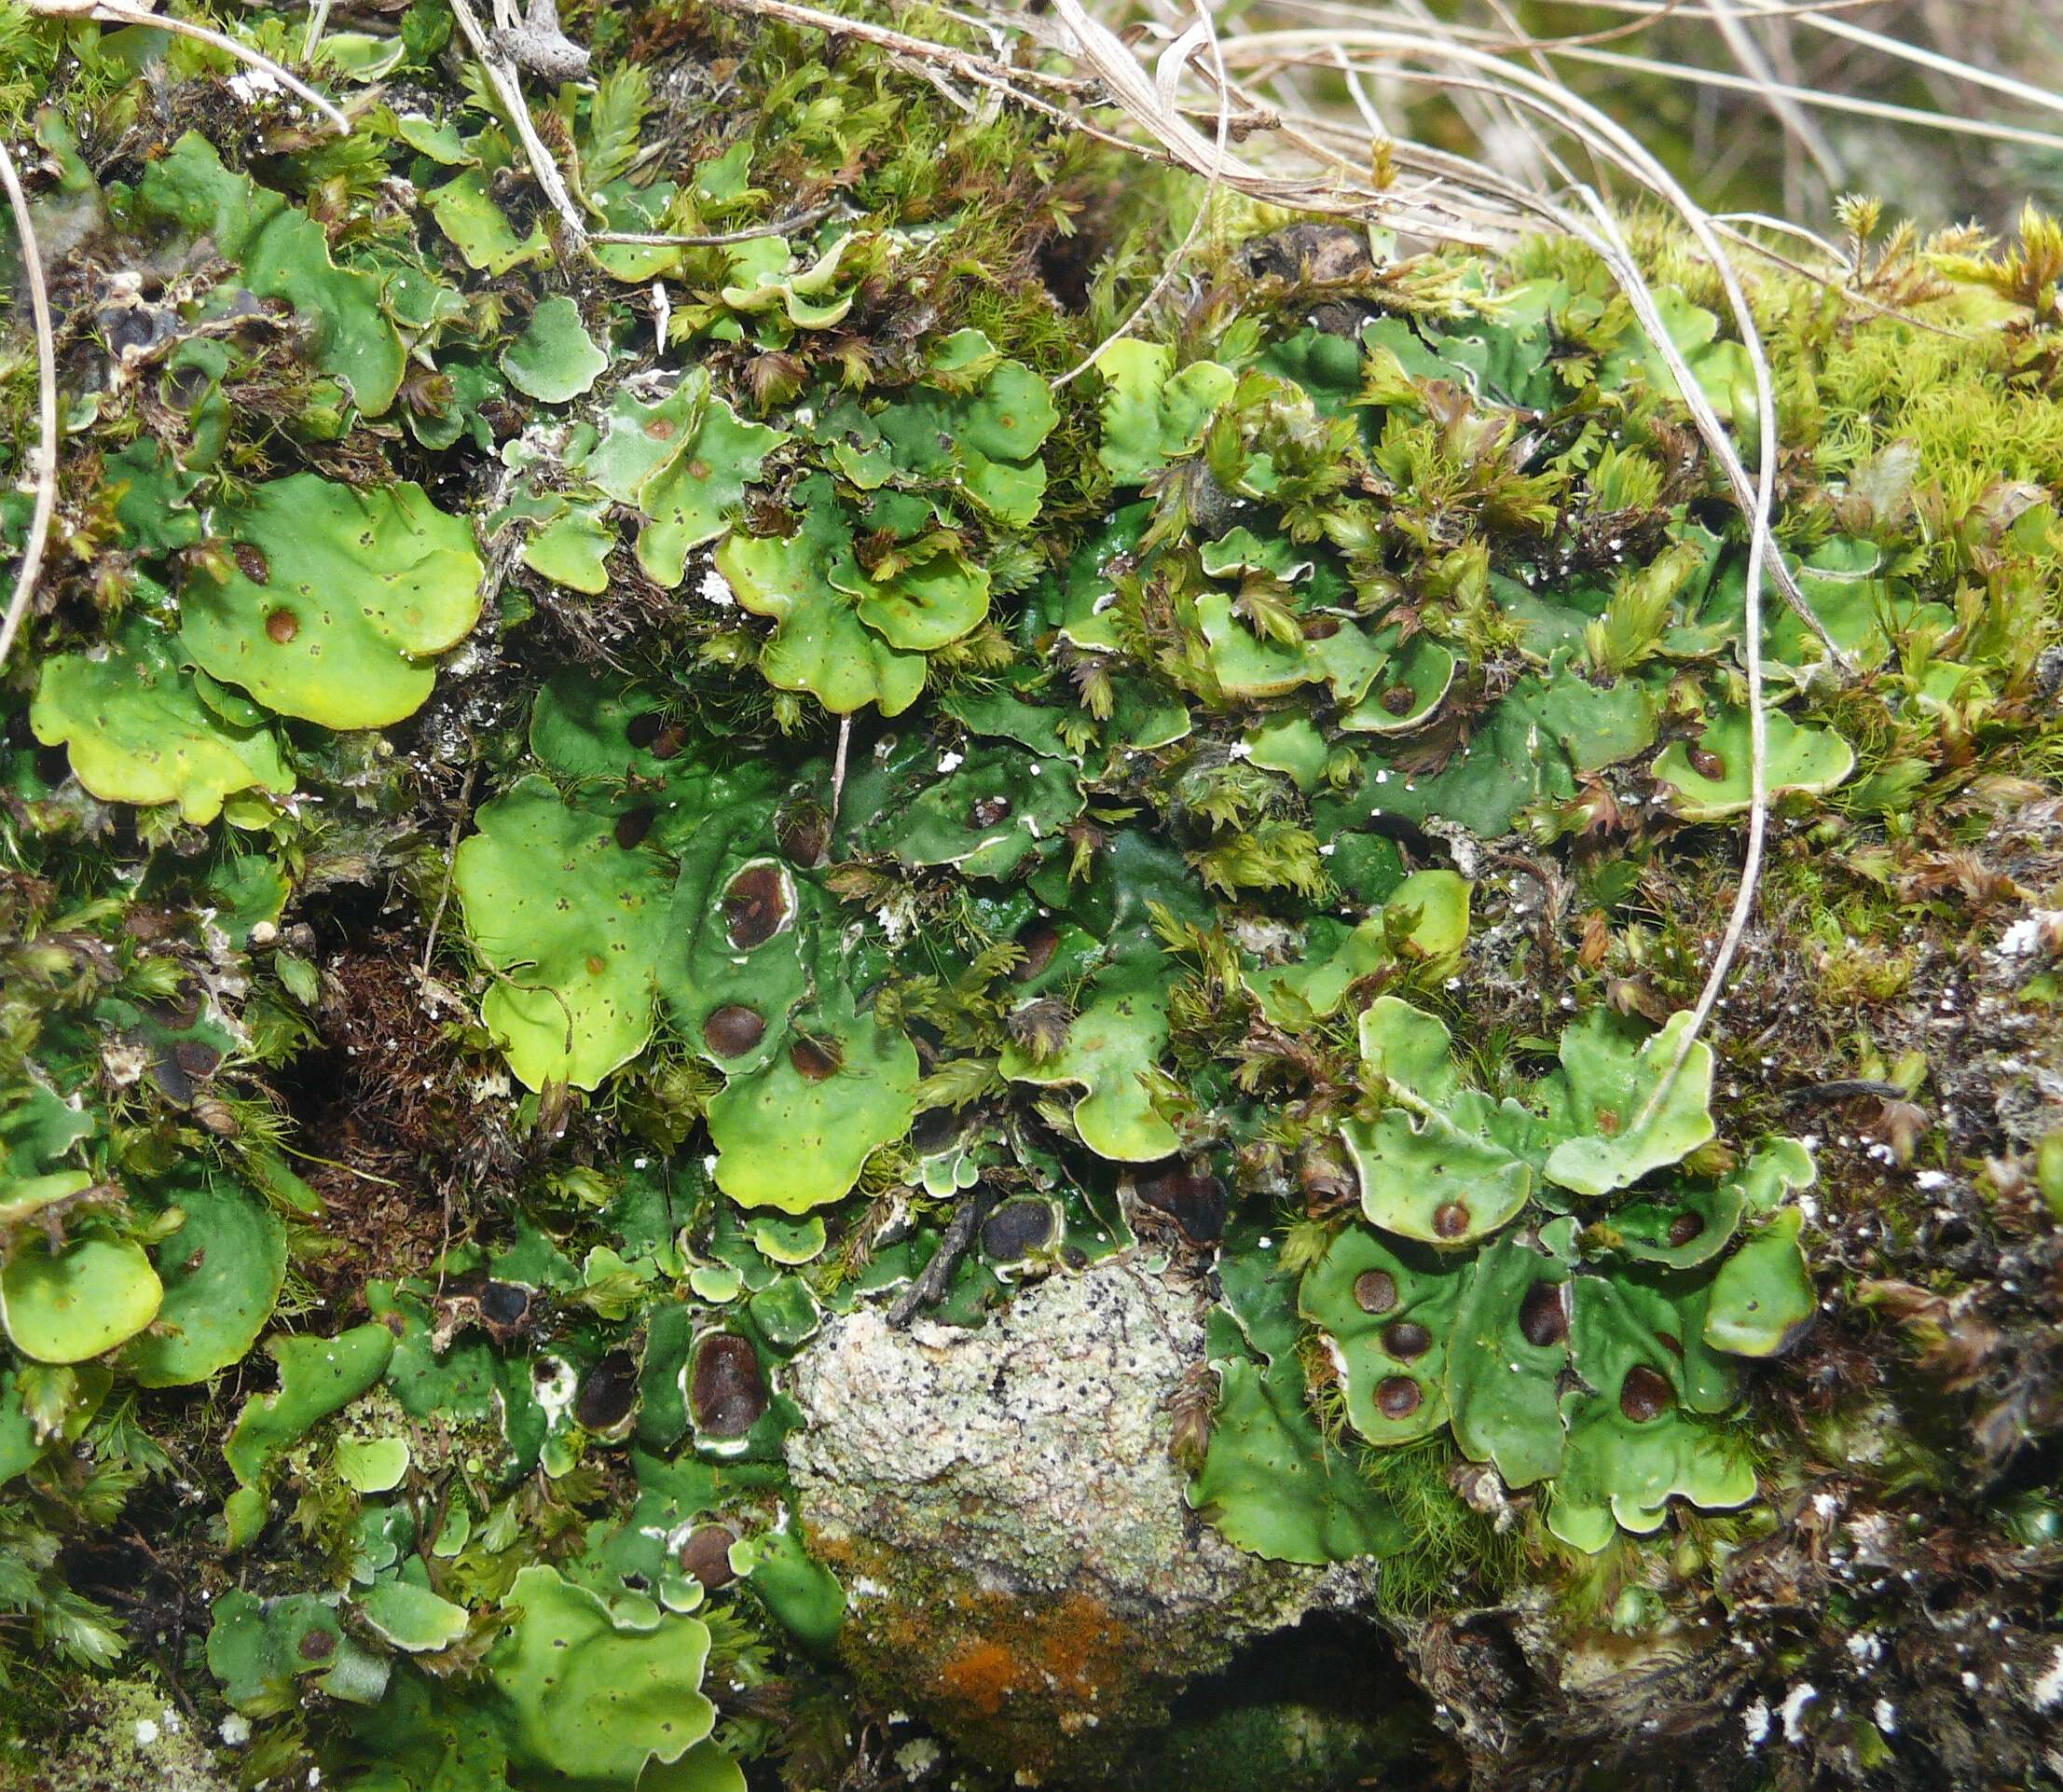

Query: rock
[{"left": 784, "top": 1261, "right": 1380, "bottom": 1784}]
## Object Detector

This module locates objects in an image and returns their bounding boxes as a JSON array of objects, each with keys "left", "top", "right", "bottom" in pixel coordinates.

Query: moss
[
  {"left": 1134, "top": 1620, "right": 1454, "bottom": 1792},
  {"left": 28, "top": 1675, "right": 237, "bottom": 1792}
]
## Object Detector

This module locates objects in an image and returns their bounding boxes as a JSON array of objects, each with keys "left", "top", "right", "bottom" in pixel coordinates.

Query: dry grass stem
[
  {"left": 0, "top": 135, "right": 60, "bottom": 673},
  {"left": 1051, "top": 2, "right": 1232, "bottom": 390},
  {"left": 28, "top": 0, "right": 351, "bottom": 133},
  {"left": 446, "top": 0, "right": 591, "bottom": 249}
]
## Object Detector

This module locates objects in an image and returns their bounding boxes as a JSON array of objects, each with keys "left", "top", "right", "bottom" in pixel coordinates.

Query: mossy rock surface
[{"left": 785, "top": 1265, "right": 1377, "bottom": 1783}]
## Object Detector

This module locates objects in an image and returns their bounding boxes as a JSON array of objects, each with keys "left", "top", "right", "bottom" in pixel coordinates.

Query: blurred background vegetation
[{"left": 1215, "top": 0, "right": 2063, "bottom": 230}]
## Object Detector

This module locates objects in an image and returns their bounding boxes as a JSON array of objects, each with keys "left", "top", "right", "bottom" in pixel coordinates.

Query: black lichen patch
[
  {"left": 703, "top": 1003, "right": 766, "bottom": 1057},
  {"left": 691, "top": 1333, "right": 769, "bottom": 1438},
  {"left": 1519, "top": 1282, "right": 1568, "bottom": 1348},
  {"left": 678, "top": 1524, "right": 736, "bottom": 1591},
  {"left": 980, "top": 1198, "right": 1055, "bottom": 1263},
  {"left": 722, "top": 862, "right": 791, "bottom": 949},
  {"left": 1376, "top": 1377, "right": 1423, "bottom": 1420},
  {"left": 1012, "top": 917, "right": 1059, "bottom": 981},
  {"left": 1617, "top": 1365, "right": 1673, "bottom": 1422},
  {"left": 1355, "top": 1270, "right": 1399, "bottom": 1315},
  {"left": 789, "top": 1034, "right": 842, "bottom": 1081},
  {"left": 1382, "top": 1321, "right": 1433, "bottom": 1361},
  {"left": 575, "top": 1350, "right": 640, "bottom": 1433}
]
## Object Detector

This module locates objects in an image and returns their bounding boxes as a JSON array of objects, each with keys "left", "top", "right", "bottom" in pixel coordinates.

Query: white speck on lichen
[
  {"left": 1742, "top": 1699, "right": 1769, "bottom": 1746},
  {"left": 1780, "top": 1683, "right": 1817, "bottom": 1742},
  {"left": 530, "top": 1357, "right": 577, "bottom": 1427},
  {"left": 1998, "top": 911, "right": 2060, "bottom": 957},
  {"left": 2030, "top": 1645, "right": 2063, "bottom": 1711},
  {"left": 896, "top": 1738, "right": 942, "bottom": 1776}
]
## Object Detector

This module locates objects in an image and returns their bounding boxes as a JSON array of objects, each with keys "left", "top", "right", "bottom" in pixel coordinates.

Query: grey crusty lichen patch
[{"left": 784, "top": 1262, "right": 1376, "bottom": 1782}]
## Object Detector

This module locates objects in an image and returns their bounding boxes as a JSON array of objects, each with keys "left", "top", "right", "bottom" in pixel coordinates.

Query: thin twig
[
  {"left": 1585, "top": 203, "right": 1770, "bottom": 1131},
  {"left": 1228, "top": 3, "right": 2063, "bottom": 159},
  {"left": 1702, "top": 0, "right": 1844, "bottom": 188},
  {"left": 888, "top": 1185, "right": 997, "bottom": 1328},
  {"left": 419, "top": 764, "right": 478, "bottom": 984},
  {"left": 1052, "top": 2, "right": 1230, "bottom": 390},
  {"left": 704, "top": 0, "right": 1066, "bottom": 93},
  {"left": 444, "top": 0, "right": 589, "bottom": 250},
  {"left": 0, "top": 135, "right": 59, "bottom": 675},
  {"left": 1751, "top": 0, "right": 2063, "bottom": 125},
  {"left": 1781, "top": 1078, "right": 1911, "bottom": 1105},
  {"left": 591, "top": 203, "right": 835, "bottom": 248},
  {"left": 29, "top": 0, "right": 353, "bottom": 134},
  {"left": 494, "top": 0, "right": 590, "bottom": 80},
  {"left": 830, "top": 714, "right": 852, "bottom": 829}
]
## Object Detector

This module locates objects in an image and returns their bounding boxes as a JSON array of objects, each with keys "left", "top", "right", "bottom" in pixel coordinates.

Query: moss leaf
[
  {"left": 1095, "top": 339, "right": 1237, "bottom": 484},
  {"left": 487, "top": 1565, "right": 714, "bottom": 1781},
  {"left": 121, "top": 1171, "right": 287, "bottom": 1387},
  {"left": 1541, "top": 1011, "right": 1717, "bottom": 1198},
  {"left": 1300, "top": 1226, "right": 1464, "bottom": 1444},
  {"left": 707, "top": 1004, "right": 920, "bottom": 1211},
  {"left": 1702, "top": 1208, "right": 1816, "bottom": 1357},
  {"left": 635, "top": 394, "right": 789, "bottom": 586},
  {"left": 1441, "top": 1231, "right": 1571, "bottom": 1488},
  {"left": 716, "top": 476, "right": 925, "bottom": 716},
  {"left": 999, "top": 961, "right": 1179, "bottom": 1162},
  {"left": 135, "top": 133, "right": 405, "bottom": 414},
  {"left": 1188, "top": 1355, "right": 1403, "bottom": 1564},
  {"left": 1652, "top": 707, "right": 1856, "bottom": 820}
]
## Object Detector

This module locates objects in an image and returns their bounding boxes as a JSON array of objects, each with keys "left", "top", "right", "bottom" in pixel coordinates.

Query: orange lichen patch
[
  {"left": 806, "top": 1525, "right": 1183, "bottom": 1782},
  {"left": 894, "top": 1586, "right": 1136, "bottom": 1721},
  {"left": 832, "top": 1551, "right": 1149, "bottom": 1775},
  {"left": 938, "top": 1640, "right": 1021, "bottom": 1716},
  {"left": 928, "top": 1591, "right": 1135, "bottom": 1717}
]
